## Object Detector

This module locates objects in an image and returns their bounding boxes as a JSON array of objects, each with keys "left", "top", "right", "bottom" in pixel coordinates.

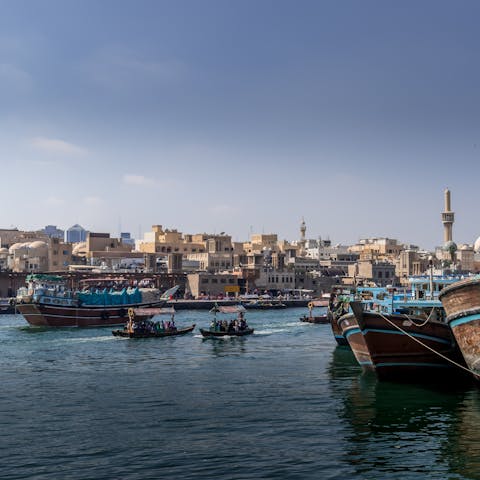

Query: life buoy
[
  {"left": 308, "top": 302, "right": 314, "bottom": 309},
  {"left": 118, "top": 308, "right": 126, "bottom": 318},
  {"left": 101, "top": 311, "right": 110, "bottom": 320}
]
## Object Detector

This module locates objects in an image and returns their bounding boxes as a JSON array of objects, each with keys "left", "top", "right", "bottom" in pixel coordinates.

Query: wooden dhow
[
  {"left": 16, "top": 274, "right": 167, "bottom": 327},
  {"left": 439, "top": 276, "right": 480, "bottom": 379},
  {"left": 349, "top": 301, "right": 466, "bottom": 380},
  {"left": 336, "top": 312, "right": 372, "bottom": 365}
]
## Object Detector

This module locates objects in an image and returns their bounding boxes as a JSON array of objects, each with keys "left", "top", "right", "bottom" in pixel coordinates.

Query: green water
[{"left": 1, "top": 309, "right": 480, "bottom": 479}]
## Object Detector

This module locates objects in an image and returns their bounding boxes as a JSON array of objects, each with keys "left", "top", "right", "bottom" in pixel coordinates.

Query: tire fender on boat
[{"left": 101, "top": 311, "right": 110, "bottom": 320}]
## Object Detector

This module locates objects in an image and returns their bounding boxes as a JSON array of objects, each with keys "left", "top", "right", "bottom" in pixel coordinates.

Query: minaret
[
  {"left": 299, "top": 217, "right": 307, "bottom": 256},
  {"left": 300, "top": 217, "right": 306, "bottom": 243},
  {"left": 441, "top": 188, "right": 455, "bottom": 243}
]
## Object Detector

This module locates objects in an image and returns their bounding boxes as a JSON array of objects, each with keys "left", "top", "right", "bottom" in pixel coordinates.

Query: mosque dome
[
  {"left": 9, "top": 242, "right": 27, "bottom": 253},
  {"left": 475, "top": 237, "right": 480, "bottom": 253},
  {"left": 72, "top": 242, "right": 87, "bottom": 256},
  {"left": 28, "top": 241, "right": 47, "bottom": 249}
]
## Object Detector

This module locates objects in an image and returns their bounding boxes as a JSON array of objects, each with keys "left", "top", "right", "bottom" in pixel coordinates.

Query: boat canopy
[
  {"left": 160, "top": 285, "right": 180, "bottom": 299},
  {"left": 78, "top": 287, "right": 142, "bottom": 306},
  {"left": 310, "top": 300, "right": 329, "bottom": 308},
  {"left": 27, "top": 274, "right": 64, "bottom": 283},
  {"left": 217, "top": 305, "right": 246, "bottom": 314},
  {"left": 133, "top": 307, "right": 175, "bottom": 316}
]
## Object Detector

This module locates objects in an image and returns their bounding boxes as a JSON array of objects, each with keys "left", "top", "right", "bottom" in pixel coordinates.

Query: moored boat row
[
  {"left": 326, "top": 275, "right": 480, "bottom": 383},
  {"left": 10, "top": 272, "right": 480, "bottom": 385}
]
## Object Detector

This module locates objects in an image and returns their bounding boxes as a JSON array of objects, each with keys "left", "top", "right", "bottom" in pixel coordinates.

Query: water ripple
[{"left": 0, "top": 310, "right": 478, "bottom": 479}]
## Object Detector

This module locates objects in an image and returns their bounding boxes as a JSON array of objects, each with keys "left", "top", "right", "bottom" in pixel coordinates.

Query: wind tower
[{"left": 442, "top": 188, "right": 455, "bottom": 243}]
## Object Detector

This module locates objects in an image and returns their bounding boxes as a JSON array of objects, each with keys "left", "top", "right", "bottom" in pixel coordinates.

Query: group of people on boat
[
  {"left": 128, "top": 318, "right": 177, "bottom": 334},
  {"left": 210, "top": 313, "right": 249, "bottom": 333}
]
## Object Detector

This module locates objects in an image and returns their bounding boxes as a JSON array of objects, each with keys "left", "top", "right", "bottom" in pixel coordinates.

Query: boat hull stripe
[
  {"left": 361, "top": 328, "right": 451, "bottom": 345},
  {"left": 450, "top": 313, "right": 480, "bottom": 328}
]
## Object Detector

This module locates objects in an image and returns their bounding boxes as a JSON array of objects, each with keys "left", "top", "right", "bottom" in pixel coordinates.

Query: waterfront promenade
[{"left": 166, "top": 298, "right": 310, "bottom": 309}]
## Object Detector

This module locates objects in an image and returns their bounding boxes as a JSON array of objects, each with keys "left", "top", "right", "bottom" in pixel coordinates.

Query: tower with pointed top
[
  {"left": 300, "top": 217, "right": 306, "bottom": 243},
  {"left": 442, "top": 188, "right": 455, "bottom": 243},
  {"left": 299, "top": 218, "right": 307, "bottom": 256}
]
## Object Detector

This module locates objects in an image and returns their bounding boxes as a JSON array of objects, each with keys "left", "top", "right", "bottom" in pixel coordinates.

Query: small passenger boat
[
  {"left": 243, "top": 299, "right": 286, "bottom": 309},
  {"left": 199, "top": 327, "right": 254, "bottom": 338},
  {"left": 201, "top": 304, "right": 254, "bottom": 338},
  {"left": 113, "top": 324, "right": 195, "bottom": 338},
  {"left": 0, "top": 298, "right": 16, "bottom": 314},
  {"left": 299, "top": 300, "right": 329, "bottom": 324},
  {"left": 112, "top": 307, "right": 195, "bottom": 339}
]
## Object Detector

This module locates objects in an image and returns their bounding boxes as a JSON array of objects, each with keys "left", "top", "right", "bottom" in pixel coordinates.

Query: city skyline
[{"left": 1, "top": 1, "right": 479, "bottom": 249}]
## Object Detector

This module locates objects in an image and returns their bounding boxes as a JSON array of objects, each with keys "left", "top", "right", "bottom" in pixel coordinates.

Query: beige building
[
  {"left": 244, "top": 234, "right": 279, "bottom": 252},
  {"left": 186, "top": 272, "right": 239, "bottom": 298},
  {"left": 456, "top": 244, "right": 475, "bottom": 271},
  {"left": 137, "top": 226, "right": 234, "bottom": 259},
  {"left": 348, "top": 259, "right": 397, "bottom": 287},
  {"left": 0, "top": 228, "right": 24, "bottom": 248},
  {"left": 350, "top": 238, "right": 405, "bottom": 261},
  {"left": 137, "top": 225, "right": 205, "bottom": 254},
  {"left": 395, "top": 250, "right": 431, "bottom": 282},
  {"left": 186, "top": 252, "right": 233, "bottom": 272},
  {"left": 7, "top": 237, "right": 73, "bottom": 272}
]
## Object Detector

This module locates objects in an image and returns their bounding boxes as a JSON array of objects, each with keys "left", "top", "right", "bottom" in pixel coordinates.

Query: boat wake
[
  {"left": 62, "top": 336, "right": 115, "bottom": 344},
  {"left": 254, "top": 329, "right": 275, "bottom": 335}
]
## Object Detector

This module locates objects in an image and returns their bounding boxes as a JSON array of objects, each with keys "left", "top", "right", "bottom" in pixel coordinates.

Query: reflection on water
[
  {"left": 202, "top": 336, "right": 248, "bottom": 357},
  {"left": 329, "top": 346, "right": 480, "bottom": 479},
  {"left": 444, "top": 391, "right": 480, "bottom": 479},
  {"left": 4, "top": 311, "right": 480, "bottom": 479}
]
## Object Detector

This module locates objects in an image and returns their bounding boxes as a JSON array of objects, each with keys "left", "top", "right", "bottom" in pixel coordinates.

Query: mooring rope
[
  {"left": 400, "top": 307, "right": 436, "bottom": 328},
  {"left": 377, "top": 311, "right": 477, "bottom": 377}
]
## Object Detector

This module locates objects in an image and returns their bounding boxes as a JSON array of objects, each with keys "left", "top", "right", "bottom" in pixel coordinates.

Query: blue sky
[{"left": 0, "top": 0, "right": 479, "bottom": 249}]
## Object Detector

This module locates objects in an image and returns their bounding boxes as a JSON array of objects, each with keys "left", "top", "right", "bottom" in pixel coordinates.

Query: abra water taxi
[
  {"left": 200, "top": 305, "right": 254, "bottom": 338},
  {"left": 112, "top": 307, "right": 195, "bottom": 338},
  {"left": 299, "top": 300, "right": 329, "bottom": 324}
]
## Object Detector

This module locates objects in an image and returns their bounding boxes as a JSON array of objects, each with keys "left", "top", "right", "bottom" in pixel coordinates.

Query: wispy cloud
[
  {"left": 83, "top": 196, "right": 103, "bottom": 206},
  {"left": 123, "top": 174, "right": 155, "bottom": 186},
  {"left": 30, "top": 137, "right": 88, "bottom": 156},
  {"left": 122, "top": 174, "right": 180, "bottom": 190}
]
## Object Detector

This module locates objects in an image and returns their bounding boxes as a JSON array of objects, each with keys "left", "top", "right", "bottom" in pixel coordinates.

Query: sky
[{"left": 1, "top": 0, "right": 479, "bottom": 250}]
